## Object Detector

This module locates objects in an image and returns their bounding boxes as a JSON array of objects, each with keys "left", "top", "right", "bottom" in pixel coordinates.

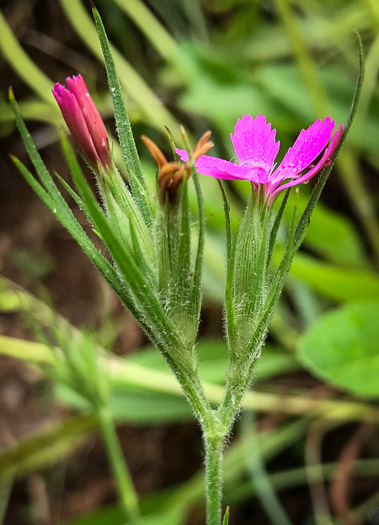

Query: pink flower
[
  {"left": 176, "top": 114, "right": 343, "bottom": 202},
  {"left": 53, "top": 75, "right": 110, "bottom": 169}
]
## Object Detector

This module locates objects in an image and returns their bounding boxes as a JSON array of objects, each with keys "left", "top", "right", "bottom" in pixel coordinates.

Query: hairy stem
[{"left": 204, "top": 429, "right": 225, "bottom": 525}]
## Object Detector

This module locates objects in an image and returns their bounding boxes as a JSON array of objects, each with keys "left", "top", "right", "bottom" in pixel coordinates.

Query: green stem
[
  {"left": 97, "top": 407, "right": 140, "bottom": 522},
  {"left": 204, "top": 429, "right": 225, "bottom": 525}
]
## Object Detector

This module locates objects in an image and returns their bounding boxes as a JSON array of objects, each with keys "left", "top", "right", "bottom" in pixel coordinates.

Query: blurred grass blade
[
  {"left": 241, "top": 413, "right": 293, "bottom": 525},
  {"left": 0, "top": 12, "right": 55, "bottom": 104},
  {"left": 59, "top": 0, "right": 179, "bottom": 137},
  {"left": 293, "top": 30, "right": 365, "bottom": 253},
  {"left": 0, "top": 416, "right": 96, "bottom": 482},
  {"left": 0, "top": 334, "right": 54, "bottom": 364},
  {"left": 0, "top": 480, "right": 12, "bottom": 523},
  {"left": 222, "top": 506, "right": 230, "bottom": 525},
  {"left": 114, "top": 0, "right": 176, "bottom": 61}
]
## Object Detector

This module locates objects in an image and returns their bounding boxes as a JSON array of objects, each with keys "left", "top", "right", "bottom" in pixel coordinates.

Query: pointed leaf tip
[
  {"left": 8, "top": 86, "right": 14, "bottom": 101},
  {"left": 222, "top": 506, "right": 230, "bottom": 525}
]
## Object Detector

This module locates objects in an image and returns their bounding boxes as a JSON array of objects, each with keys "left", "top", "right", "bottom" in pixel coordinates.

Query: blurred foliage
[{"left": 1, "top": 0, "right": 379, "bottom": 523}]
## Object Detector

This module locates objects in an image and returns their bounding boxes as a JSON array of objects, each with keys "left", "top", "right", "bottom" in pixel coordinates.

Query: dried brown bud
[{"left": 142, "top": 131, "right": 213, "bottom": 203}]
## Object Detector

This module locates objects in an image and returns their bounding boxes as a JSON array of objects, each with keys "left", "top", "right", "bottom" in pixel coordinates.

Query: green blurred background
[{"left": 1, "top": 1, "right": 379, "bottom": 524}]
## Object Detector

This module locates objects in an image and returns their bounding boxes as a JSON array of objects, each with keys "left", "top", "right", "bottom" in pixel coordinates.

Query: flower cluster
[
  {"left": 53, "top": 76, "right": 342, "bottom": 205},
  {"left": 177, "top": 114, "right": 343, "bottom": 202}
]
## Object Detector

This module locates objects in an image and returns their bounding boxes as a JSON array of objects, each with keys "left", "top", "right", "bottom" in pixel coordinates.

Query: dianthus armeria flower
[
  {"left": 53, "top": 75, "right": 111, "bottom": 169},
  {"left": 176, "top": 114, "right": 343, "bottom": 203}
]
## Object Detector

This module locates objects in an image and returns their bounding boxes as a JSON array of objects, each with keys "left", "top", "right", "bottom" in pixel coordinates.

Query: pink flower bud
[{"left": 53, "top": 75, "right": 110, "bottom": 169}]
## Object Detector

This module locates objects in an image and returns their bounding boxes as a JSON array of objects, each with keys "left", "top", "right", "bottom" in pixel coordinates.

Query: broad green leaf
[
  {"left": 299, "top": 301, "right": 379, "bottom": 398},
  {"left": 289, "top": 254, "right": 379, "bottom": 302}
]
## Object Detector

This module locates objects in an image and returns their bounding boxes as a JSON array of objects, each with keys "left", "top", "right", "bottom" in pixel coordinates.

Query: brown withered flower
[{"left": 141, "top": 131, "right": 213, "bottom": 203}]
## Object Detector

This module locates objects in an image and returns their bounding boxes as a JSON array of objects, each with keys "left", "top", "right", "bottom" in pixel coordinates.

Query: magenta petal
[
  {"left": 230, "top": 114, "right": 280, "bottom": 173},
  {"left": 54, "top": 85, "right": 100, "bottom": 167},
  {"left": 270, "top": 123, "right": 343, "bottom": 201},
  {"left": 52, "top": 83, "right": 65, "bottom": 106},
  {"left": 176, "top": 148, "right": 189, "bottom": 162},
  {"left": 274, "top": 117, "right": 335, "bottom": 183},
  {"left": 195, "top": 155, "right": 251, "bottom": 180},
  {"left": 67, "top": 75, "right": 109, "bottom": 167},
  {"left": 175, "top": 147, "right": 250, "bottom": 180}
]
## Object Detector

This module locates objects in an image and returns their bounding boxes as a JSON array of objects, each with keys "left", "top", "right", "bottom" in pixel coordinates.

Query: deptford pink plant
[
  {"left": 53, "top": 75, "right": 111, "bottom": 169},
  {"left": 177, "top": 114, "right": 343, "bottom": 202},
  {"left": 10, "top": 5, "right": 364, "bottom": 524}
]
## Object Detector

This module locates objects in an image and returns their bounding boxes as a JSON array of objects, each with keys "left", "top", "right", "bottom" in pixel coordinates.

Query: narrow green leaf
[
  {"left": 9, "top": 90, "right": 71, "bottom": 212},
  {"left": 58, "top": 134, "right": 187, "bottom": 360},
  {"left": 58, "top": 135, "right": 160, "bottom": 330},
  {"left": 155, "top": 203, "right": 172, "bottom": 292},
  {"left": 91, "top": 6, "right": 152, "bottom": 226},
  {"left": 105, "top": 168, "right": 155, "bottom": 266},
  {"left": 55, "top": 172, "right": 95, "bottom": 225},
  {"left": 241, "top": 414, "right": 293, "bottom": 525},
  {"left": 10, "top": 148, "right": 136, "bottom": 323}
]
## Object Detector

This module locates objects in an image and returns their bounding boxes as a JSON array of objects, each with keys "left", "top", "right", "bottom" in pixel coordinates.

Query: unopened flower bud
[{"left": 53, "top": 75, "right": 110, "bottom": 169}]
